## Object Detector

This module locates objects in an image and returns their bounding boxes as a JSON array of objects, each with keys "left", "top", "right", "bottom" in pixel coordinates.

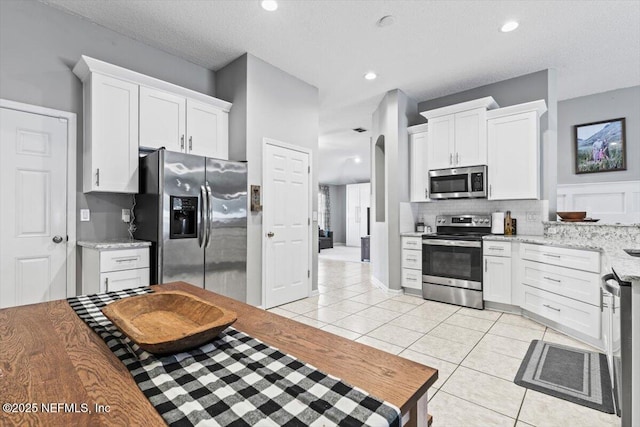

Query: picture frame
[{"left": 574, "top": 118, "right": 626, "bottom": 174}]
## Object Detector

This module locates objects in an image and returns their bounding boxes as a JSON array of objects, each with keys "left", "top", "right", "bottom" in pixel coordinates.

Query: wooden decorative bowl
[
  {"left": 556, "top": 211, "right": 587, "bottom": 220},
  {"left": 102, "top": 291, "right": 237, "bottom": 354}
]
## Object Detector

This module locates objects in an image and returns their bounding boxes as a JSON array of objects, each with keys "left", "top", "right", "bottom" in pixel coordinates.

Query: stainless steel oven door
[{"left": 422, "top": 239, "right": 483, "bottom": 289}]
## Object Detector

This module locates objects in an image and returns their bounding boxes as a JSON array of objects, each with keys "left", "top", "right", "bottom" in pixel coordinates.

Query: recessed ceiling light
[
  {"left": 354, "top": 157, "right": 362, "bottom": 164},
  {"left": 364, "top": 72, "right": 377, "bottom": 80},
  {"left": 261, "top": 0, "right": 278, "bottom": 12},
  {"left": 500, "top": 21, "right": 519, "bottom": 32}
]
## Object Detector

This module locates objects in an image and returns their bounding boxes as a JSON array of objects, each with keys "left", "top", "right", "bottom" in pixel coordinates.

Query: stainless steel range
[{"left": 422, "top": 214, "right": 491, "bottom": 309}]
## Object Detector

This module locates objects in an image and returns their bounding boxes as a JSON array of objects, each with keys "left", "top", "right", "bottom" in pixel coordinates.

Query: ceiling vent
[{"left": 353, "top": 127, "right": 367, "bottom": 133}]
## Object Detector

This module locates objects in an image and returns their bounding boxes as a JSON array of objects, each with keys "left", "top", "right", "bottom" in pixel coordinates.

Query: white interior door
[
  {"left": 263, "top": 142, "right": 310, "bottom": 309},
  {"left": 0, "top": 108, "right": 68, "bottom": 308}
]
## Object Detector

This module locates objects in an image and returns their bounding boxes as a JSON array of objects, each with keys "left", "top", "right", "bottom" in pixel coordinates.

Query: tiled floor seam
[
  {"left": 434, "top": 390, "right": 518, "bottom": 423},
  {"left": 513, "top": 389, "right": 530, "bottom": 426}
]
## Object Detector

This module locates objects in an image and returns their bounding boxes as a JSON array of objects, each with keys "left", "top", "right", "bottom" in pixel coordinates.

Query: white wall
[
  {"left": 217, "top": 54, "right": 319, "bottom": 306},
  {"left": 371, "top": 90, "right": 416, "bottom": 291},
  {"left": 557, "top": 86, "right": 640, "bottom": 185}
]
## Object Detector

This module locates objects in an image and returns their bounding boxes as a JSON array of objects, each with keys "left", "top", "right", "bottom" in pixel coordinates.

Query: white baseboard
[
  {"left": 334, "top": 242, "right": 346, "bottom": 246},
  {"left": 370, "top": 275, "right": 404, "bottom": 295}
]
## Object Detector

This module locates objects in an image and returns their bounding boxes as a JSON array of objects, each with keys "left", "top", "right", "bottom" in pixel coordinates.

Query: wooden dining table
[{"left": 0, "top": 282, "right": 437, "bottom": 426}]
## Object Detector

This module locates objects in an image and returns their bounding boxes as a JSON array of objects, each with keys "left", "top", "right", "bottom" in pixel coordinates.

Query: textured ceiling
[{"left": 43, "top": 0, "right": 640, "bottom": 185}]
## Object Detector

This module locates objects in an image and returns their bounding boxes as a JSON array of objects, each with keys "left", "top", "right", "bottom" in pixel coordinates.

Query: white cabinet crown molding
[
  {"left": 408, "top": 123, "right": 429, "bottom": 134},
  {"left": 73, "top": 55, "right": 232, "bottom": 112},
  {"left": 420, "top": 96, "right": 499, "bottom": 120},
  {"left": 486, "top": 99, "right": 547, "bottom": 120}
]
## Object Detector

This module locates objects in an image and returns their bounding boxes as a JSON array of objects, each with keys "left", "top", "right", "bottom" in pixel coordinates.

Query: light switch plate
[
  {"left": 121, "top": 209, "right": 131, "bottom": 223},
  {"left": 80, "top": 209, "right": 90, "bottom": 222},
  {"left": 312, "top": 211, "right": 318, "bottom": 221}
]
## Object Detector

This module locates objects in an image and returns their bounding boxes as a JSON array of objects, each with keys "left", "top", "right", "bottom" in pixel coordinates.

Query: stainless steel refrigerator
[{"left": 135, "top": 149, "right": 247, "bottom": 302}]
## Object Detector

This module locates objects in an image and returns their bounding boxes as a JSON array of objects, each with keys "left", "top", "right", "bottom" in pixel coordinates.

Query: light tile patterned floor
[{"left": 268, "top": 258, "right": 621, "bottom": 427}]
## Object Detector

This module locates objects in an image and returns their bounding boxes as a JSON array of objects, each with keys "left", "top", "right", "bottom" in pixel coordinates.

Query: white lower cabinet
[
  {"left": 82, "top": 246, "right": 150, "bottom": 294},
  {"left": 401, "top": 236, "right": 422, "bottom": 291},
  {"left": 517, "top": 243, "right": 601, "bottom": 340},
  {"left": 521, "top": 285, "right": 601, "bottom": 339},
  {"left": 483, "top": 241, "right": 512, "bottom": 304}
]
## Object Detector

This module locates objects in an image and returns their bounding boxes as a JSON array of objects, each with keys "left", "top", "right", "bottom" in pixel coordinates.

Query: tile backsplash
[{"left": 411, "top": 199, "right": 549, "bottom": 236}]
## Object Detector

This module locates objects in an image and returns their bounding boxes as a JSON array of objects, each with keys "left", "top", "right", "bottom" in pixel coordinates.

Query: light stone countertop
[
  {"left": 400, "top": 232, "right": 427, "bottom": 237},
  {"left": 484, "top": 234, "right": 640, "bottom": 282},
  {"left": 78, "top": 239, "right": 152, "bottom": 249}
]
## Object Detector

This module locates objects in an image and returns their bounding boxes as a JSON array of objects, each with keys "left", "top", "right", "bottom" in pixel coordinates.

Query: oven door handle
[{"left": 422, "top": 239, "right": 482, "bottom": 248}]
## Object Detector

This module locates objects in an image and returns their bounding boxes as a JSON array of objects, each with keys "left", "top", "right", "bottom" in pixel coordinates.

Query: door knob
[
  {"left": 267, "top": 232, "right": 274, "bottom": 238},
  {"left": 52, "top": 235, "right": 64, "bottom": 244}
]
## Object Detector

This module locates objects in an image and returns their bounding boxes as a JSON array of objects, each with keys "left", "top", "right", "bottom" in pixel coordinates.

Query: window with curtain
[{"left": 318, "top": 185, "right": 331, "bottom": 231}]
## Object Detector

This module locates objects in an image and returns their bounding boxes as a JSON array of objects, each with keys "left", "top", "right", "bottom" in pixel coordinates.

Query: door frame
[
  {"left": 0, "top": 99, "right": 77, "bottom": 298},
  {"left": 261, "top": 138, "right": 313, "bottom": 309}
]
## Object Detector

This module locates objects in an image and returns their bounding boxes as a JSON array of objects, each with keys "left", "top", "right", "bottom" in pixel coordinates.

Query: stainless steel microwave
[{"left": 428, "top": 165, "right": 487, "bottom": 199}]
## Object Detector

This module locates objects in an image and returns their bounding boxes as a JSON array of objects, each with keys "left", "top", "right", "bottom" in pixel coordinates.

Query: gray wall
[
  {"left": 328, "top": 185, "right": 346, "bottom": 244},
  {"left": 217, "top": 54, "right": 319, "bottom": 306},
  {"left": 558, "top": 86, "right": 640, "bottom": 184},
  {"left": 0, "top": 0, "right": 216, "bottom": 242},
  {"left": 216, "top": 55, "right": 248, "bottom": 162},
  {"left": 417, "top": 69, "right": 557, "bottom": 217}
]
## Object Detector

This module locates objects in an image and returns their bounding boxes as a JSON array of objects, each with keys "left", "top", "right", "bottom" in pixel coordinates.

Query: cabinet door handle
[
  {"left": 105, "top": 277, "right": 109, "bottom": 292},
  {"left": 189, "top": 136, "right": 193, "bottom": 151},
  {"left": 489, "top": 184, "right": 492, "bottom": 197},
  {"left": 485, "top": 258, "right": 487, "bottom": 272},
  {"left": 543, "top": 276, "right": 561, "bottom": 283},
  {"left": 543, "top": 304, "right": 561, "bottom": 312},
  {"left": 181, "top": 135, "right": 185, "bottom": 150},
  {"left": 456, "top": 152, "right": 459, "bottom": 165},
  {"left": 449, "top": 153, "right": 453, "bottom": 165},
  {"left": 96, "top": 168, "right": 100, "bottom": 187}
]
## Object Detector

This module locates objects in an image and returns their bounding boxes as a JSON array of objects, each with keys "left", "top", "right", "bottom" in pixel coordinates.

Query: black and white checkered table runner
[{"left": 68, "top": 288, "right": 401, "bottom": 427}]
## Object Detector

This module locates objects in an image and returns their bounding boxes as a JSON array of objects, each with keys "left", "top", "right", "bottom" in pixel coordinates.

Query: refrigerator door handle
[
  {"left": 198, "top": 185, "right": 207, "bottom": 248},
  {"left": 205, "top": 183, "right": 213, "bottom": 248}
]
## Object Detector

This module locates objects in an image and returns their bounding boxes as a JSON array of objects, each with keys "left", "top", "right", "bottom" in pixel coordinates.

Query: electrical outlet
[
  {"left": 80, "top": 209, "right": 90, "bottom": 222},
  {"left": 526, "top": 211, "right": 540, "bottom": 222},
  {"left": 121, "top": 209, "right": 131, "bottom": 223}
]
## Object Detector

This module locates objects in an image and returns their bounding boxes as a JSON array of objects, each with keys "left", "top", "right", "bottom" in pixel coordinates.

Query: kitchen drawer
[
  {"left": 522, "top": 285, "right": 600, "bottom": 339},
  {"left": 100, "top": 268, "right": 150, "bottom": 293},
  {"left": 402, "top": 236, "right": 422, "bottom": 250},
  {"left": 402, "top": 249, "right": 422, "bottom": 270},
  {"left": 520, "top": 243, "right": 600, "bottom": 273},
  {"left": 483, "top": 241, "right": 512, "bottom": 257},
  {"left": 521, "top": 260, "right": 600, "bottom": 306},
  {"left": 402, "top": 268, "right": 422, "bottom": 290},
  {"left": 100, "top": 248, "right": 150, "bottom": 273}
]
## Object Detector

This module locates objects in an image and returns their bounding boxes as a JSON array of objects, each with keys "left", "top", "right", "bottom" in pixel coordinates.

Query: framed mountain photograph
[{"left": 574, "top": 118, "right": 626, "bottom": 174}]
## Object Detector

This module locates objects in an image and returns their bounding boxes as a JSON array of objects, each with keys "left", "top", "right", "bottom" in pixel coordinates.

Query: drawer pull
[
  {"left": 105, "top": 277, "right": 109, "bottom": 292},
  {"left": 543, "top": 276, "right": 562, "bottom": 283},
  {"left": 406, "top": 277, "right": 417, "bottom": 281},
  {"left": 407, "top": 241, "right": 417, "bottom": 245},
  {"left": 543, "top": 304, "right": 561, "bottom": 312},
  {"left": 543, "top": 253, "right": 561, "bottom": 258},
  {"left": 488, "top": 246, "right": 505, "bottom": 251},
  {"left": 115, "top": 257, "right": 139, "bottom": 263}
]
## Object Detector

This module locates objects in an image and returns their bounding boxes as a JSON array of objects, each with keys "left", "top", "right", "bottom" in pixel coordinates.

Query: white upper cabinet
[
  {"left": 139, "top": 86, "right": 186, "bottom": 152},
  {"left": 74, "top": 56, "right": 232, "bottom": 193},
  {"left": 487, "top": 100, "right": 547, "bottom": 200},
  {"left": 186, "top": 99, "right": 229, "bottom": 159},
  {"left": 408, "top": 124, "right": 429, "bottom": 202},
  {"left": 83, "top": 73, "right": 139, "bottom": 193},
  {"left": 421, "top": 97, "right": 498, "bottom": 171},
  {"left": 427, "top": 116, "right": 455, "bottom": 169}
]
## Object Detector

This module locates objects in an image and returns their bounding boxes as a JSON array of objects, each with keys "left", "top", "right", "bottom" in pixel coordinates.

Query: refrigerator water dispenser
[{"left": 170, "top": 196, "right": 197, "bottom": 238}]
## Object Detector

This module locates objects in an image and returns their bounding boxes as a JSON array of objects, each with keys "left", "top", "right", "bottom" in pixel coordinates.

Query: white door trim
[
  {"left": 0, "top": 99, "right": 77, "bottom": 299},
  {"left": 261, "top": 137, "right": 313, "bottom": 309}
]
